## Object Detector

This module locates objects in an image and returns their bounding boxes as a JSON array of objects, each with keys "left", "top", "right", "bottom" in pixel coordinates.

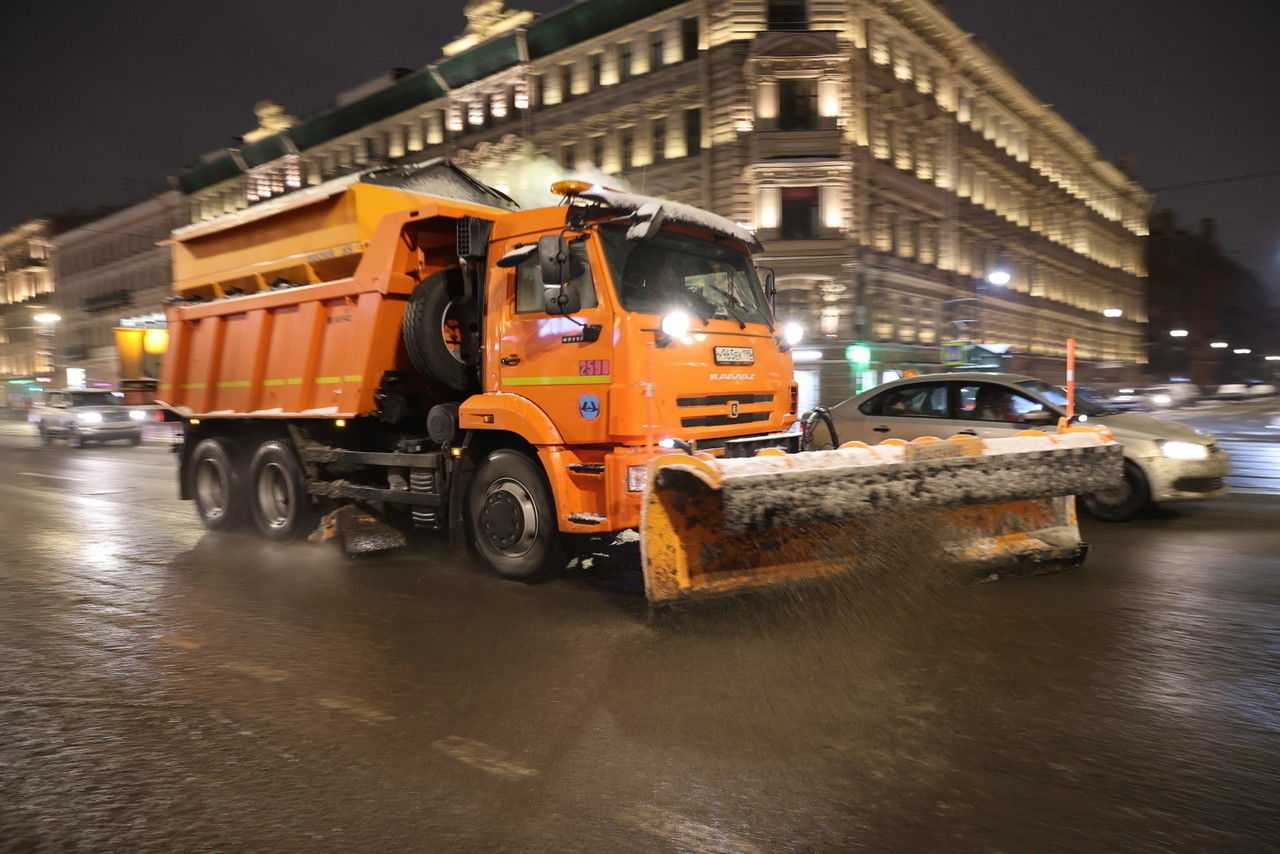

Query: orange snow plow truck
[{"left": 159, "top": 160, "right": 1122, "bottom": 606}]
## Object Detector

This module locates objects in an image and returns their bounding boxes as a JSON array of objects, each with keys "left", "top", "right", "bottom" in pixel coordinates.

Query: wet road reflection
[{"left": 1, "top": 433, "right": 1278, "bottom": 851}]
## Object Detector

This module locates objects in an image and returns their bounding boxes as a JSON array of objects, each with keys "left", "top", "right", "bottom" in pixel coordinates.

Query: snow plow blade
[{"left": 640, "top": 428, "right": 1123, "bottom": 607}]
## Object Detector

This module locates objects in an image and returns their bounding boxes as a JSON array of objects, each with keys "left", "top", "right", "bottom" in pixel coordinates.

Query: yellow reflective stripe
[
  {"left": 501, "top": 375, "right": 612, "bottom": 386},
  {"left": 263, "top": 378, "right": 303, "bottom": 386},
  {"left": 180, "top": 382, "right": 206, "bottom": 390},
  {"left": 342, "top": 374, "right": 362, "bottom": 382},
  {"left": 314, "top": 376, "right": 342, "bottom": 384},
  {"left": 216, "top": 380, "right": 251, "bottom": 388}
]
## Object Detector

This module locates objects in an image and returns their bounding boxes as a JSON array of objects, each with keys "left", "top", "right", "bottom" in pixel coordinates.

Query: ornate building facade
[
  {"left": 180, "top": 0, "right": 1149, "bottom": 405},
  {"left": 50, "top": 191, "right": 189, "bottom": 386}
]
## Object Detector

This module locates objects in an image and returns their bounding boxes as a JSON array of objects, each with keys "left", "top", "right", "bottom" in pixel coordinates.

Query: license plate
[{"left": 714, "top": 346, "right": 754, "bottom": 365}]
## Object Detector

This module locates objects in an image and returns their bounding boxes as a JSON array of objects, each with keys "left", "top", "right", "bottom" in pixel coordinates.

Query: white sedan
[{"left": 822, "top": 372, "right": 1229, "bottom": 521}]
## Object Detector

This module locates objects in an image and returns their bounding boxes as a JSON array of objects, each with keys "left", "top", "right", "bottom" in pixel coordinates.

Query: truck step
[{"left": 567, "top": 513, "right": 606, "bottom": 525}]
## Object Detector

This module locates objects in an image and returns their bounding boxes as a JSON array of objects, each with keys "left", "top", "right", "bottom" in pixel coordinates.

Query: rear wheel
[
  {"left": 189, "top": 437, "right": 247, "bottom": 531},
  {"left": 1081, "top": 460, "right": 1150, "bottom": 522},
  {"left": 247, "top": 439, "right": 319, "bottom": 540},
  {"left": 467, "top": 450, "right": 564, "bottom": 581}
]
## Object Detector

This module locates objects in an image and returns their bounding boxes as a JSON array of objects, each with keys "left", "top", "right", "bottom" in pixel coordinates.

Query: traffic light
[{"left": 845, "top": 343, "right": 871, "bottom": 368}]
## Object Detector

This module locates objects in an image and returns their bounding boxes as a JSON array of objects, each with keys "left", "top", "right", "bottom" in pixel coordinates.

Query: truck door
[{"left": 494, "top": 239, "right": 615, "bottom": 444}]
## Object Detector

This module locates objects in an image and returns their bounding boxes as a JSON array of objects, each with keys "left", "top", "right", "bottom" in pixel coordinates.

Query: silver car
[
  {"left": 825, "top": 372, "right": 1229, "bottom": 521},
  {"left": 35, "top": 389, "right": 144, "bottom": 447}
]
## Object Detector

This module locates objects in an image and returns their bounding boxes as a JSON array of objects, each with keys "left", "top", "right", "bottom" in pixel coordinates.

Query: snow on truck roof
[{"left": 574, "top": 185, "right": 763, "bottom": 252}]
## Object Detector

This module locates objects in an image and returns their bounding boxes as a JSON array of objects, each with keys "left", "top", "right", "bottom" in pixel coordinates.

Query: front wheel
[
  {"left": 1080, "top": 460, "right": 1151, "bottom": 522},
  {"left": 247, "top": 439, "right": 319, "bottom": 540},
  {"left": 467, "top": 450, "right": 565, "bottom": 581}
]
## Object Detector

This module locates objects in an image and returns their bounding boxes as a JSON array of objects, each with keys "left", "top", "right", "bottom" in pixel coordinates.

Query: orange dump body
[{"left": 158, "top": 182, "right": 506, "bottom": 417}]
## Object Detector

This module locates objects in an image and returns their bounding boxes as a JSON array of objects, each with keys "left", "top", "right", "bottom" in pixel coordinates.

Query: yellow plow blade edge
[{"left": 640, "top": 429, "right": 1123, "bottom": 606}]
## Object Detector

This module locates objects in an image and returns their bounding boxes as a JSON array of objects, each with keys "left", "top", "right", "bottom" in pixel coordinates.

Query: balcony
[{"left": 752, "top": 120, "right": 842, "bottom": 160}]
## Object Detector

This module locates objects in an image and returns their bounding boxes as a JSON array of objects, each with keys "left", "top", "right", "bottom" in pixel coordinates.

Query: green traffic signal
[{"left": 845, "top": 343, "right": 871, "bottom": 367}]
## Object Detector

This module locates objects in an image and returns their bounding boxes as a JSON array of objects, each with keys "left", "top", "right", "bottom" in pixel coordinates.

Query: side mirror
[
  {"left": 625, "top": 201, "right": 667, "bottom": 241},
  {"left": 764, "top": 270, "right": 777, "bottom": 312},
  {"left": 538, "top": 234, "right": 571, "bottom": 284},
  {"left": 544, "top": 284, "right": 582, "bottom": 315},
  {"left": 1023, "top": 409, "right": 1055, "bottom": 424}
]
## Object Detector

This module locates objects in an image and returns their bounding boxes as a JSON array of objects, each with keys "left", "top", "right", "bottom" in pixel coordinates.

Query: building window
[
  {"left": 619, "top": 127, "right": 634, "bottom": 171},
  {"left": 650, "top": 30, "right": 665, "bottom": 70},
  {"left": 589, "top": 53, "right": 603, "bottom": 89},
  {"left": 681, "top": 17, "right": 699, "bottom": 61},
  {"left": 651, "top": 118, "right": 667, "bottom": 163},
  {"left": 767, "top": 0, "right": 807, "bottom": 31},
  {"left": 561, "top": 143, "right": 575, "bottom": 170},
  {"left": 560, "top": 63, "right": 574, "bottom": 100},
  {"left": 618, "top": 42, "right": 633, "bottom": 82},
  {"left": 780, "top": 187, "right": 820, "bottom": 239},
  {"left": 777, "top": 78, "right": 817, "bottom": 130},
  {"left": 683, "top": 108, "right": 701, "bottom": 157},
  {"left": 591, "top": 136, "right": 605, "bottom": 166}
]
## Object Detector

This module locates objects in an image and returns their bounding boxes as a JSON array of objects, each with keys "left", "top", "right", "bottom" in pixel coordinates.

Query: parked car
[
  {"left": 34, "top": 389, "right": 145, "bottom": 447},
  {"left": 827, "top": 372, "right": 1229, "bottom": 521},
  {"left": 1244, "top": 382, "right": 1277, "bottom": 397},
  {"left": 1104, "top": 386, "right": 1181, "bottom": 411},
  {"left": 1214, "top": 383, "right": 1250, "bottom": 400}
]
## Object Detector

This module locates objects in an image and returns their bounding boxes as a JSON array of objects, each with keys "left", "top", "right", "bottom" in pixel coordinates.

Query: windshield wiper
[{"left": 704, "top": 284, "right": 748, "bottom": 329}]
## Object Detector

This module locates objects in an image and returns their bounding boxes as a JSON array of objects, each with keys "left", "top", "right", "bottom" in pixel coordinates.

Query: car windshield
[
  {"left": 598, "top": 226, "right": 770, "bottom": 324},
  {"left": 69, "top": 392, "right": 121, "bottom": 407},
  {"left": 1015, "top": 380, "right": 1111, "bottom": 417}
]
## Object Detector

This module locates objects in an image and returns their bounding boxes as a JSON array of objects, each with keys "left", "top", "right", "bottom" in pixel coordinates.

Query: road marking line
[
  {"left": 158, "top": 636, "right": 203, "bottom": 650},
  {"left": 431, "top": 736, "right": 538, "bottom": 780},
  {"left": 18, "top": 471, "right": 77, "bottom": 481},
  {"left": 315, "top": 695, "right": 394, "bottom": 723},
  {"left": 224, "top": 662, "right": 290, "bottom": 683},
  {"left": 615, "top": 805, "right": 763, "bottom": 854}
]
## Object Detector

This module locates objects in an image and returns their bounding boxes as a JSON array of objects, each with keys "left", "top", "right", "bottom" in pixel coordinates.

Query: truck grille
[
  {"left": 681, "top": 411, "right": 771, "bottom": 428},
  {"left": 677, "top": 393, "right": 773, "bottom": 407}
]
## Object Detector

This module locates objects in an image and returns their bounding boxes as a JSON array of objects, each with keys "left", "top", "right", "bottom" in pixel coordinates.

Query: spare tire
[{"left": 403, "top": 267, "right": 471, "bottom": 394}]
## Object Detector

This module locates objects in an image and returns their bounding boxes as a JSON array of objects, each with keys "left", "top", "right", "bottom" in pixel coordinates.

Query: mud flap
[{"left": 309, "top": 504, "right": 408, "bottom": 557}]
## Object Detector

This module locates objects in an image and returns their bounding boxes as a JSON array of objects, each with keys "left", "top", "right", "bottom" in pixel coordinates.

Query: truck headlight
[
  {"left": 783, "top": 323, "right": 804, "bottom": 345},
  {"left": 77, "top": 412, "right": 103, "bottom": 424},
  {"left": 660, "top": 311, "right": 690, "bottom": 338},
  {"left": 627, "top": 465, "right": 648, "bottom": 492},
  {"left": 1161, "top": 440, "right": 1208, "bottom": 460},
  {"left": 130, "top": 410, "right": 147, "bottom": 421}
]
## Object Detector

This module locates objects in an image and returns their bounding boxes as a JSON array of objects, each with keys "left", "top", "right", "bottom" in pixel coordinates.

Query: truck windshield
[
  {"left": 599, "top": 226, "right": 770, "bottom": 324},
  {"left": 69, "top": 392, "right": 121, "bottom": 407}
]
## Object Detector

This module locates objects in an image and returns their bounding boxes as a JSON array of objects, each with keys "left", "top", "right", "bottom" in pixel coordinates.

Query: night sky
[{"left": 2, "top": 0, "right": 1277, "bottom": 293}]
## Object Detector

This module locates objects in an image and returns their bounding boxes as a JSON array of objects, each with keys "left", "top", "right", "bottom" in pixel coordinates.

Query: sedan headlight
[
  {"left": 1161, "top": 440, "right": 1208, "bottom": 460},
  {"left": 130, "top": 409, "right": 147, "bottom": 421},
  {"left": 1150, "top": 394, "right": 1172, "bottom": 407},
  {"left": 77, "top": 411, "right": 103, "bottom": 424}
]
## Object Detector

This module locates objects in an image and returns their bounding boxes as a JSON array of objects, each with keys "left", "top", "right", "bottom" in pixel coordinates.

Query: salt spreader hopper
[{"left": 640, "top": 428, "right": 1122, "bottom": 606}]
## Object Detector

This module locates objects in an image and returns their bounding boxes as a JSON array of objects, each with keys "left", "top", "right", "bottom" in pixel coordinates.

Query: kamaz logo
[
  {"left": 728, "top": 401, "right": 740, "bottom": 418},
  {"left": 709, "top": 373, "right": 756, "bottom": 381}
]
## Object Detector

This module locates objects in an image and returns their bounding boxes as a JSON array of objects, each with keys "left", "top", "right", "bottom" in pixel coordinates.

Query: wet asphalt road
[{"left": 1, "top": 427, "right": 1278, "bottom": 853}]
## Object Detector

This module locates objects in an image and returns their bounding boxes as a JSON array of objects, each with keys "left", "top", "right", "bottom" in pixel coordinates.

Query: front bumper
[
  {"left": 1143, "top": 449, "right": 1230, "bottom": 503},
  {"left": 77, "top": 424, "right": 142, "bottom": 439}
]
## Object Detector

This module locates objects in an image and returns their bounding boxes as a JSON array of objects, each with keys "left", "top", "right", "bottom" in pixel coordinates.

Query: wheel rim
[
  {"left": 255, "top": 462, "right": 292, "bottom": 529},
  {"left": 479, "top": 477, "right": 539, "bottom": 557},
  {"left": 195, "top": 458, "right": 227, "bottom": 520}
]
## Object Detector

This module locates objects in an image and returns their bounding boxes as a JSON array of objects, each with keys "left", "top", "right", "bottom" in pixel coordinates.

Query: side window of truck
[{"left": 514, "top": 243, "right": 598, "bottom": 313}]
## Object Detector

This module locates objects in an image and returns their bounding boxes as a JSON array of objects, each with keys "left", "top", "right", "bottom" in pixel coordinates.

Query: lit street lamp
[
  {"left": 1233, "top": 348, "right": 1252, "bottom": 355},
  {"left": 1210, "top": 341, "right": 1229, "bottom": 349},
  {"left": 1102, "top": 308, "right": 1123, "bottom": 318},
  {"left": 1168, "top": 328, "right": 1189, "bottom": 338},
  {"left": 986, "top": 269, "right": 1011, "bottom": 286}
]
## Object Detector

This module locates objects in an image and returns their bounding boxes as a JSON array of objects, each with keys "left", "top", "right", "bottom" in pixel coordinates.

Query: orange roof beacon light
[{"left": 550, "top": 180, "right": 593, "bottom": 197}]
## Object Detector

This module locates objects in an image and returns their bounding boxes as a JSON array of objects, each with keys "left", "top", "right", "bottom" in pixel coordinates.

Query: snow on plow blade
[{"left": 640, "top": 428, "right": 1123, "bottom": 606}]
